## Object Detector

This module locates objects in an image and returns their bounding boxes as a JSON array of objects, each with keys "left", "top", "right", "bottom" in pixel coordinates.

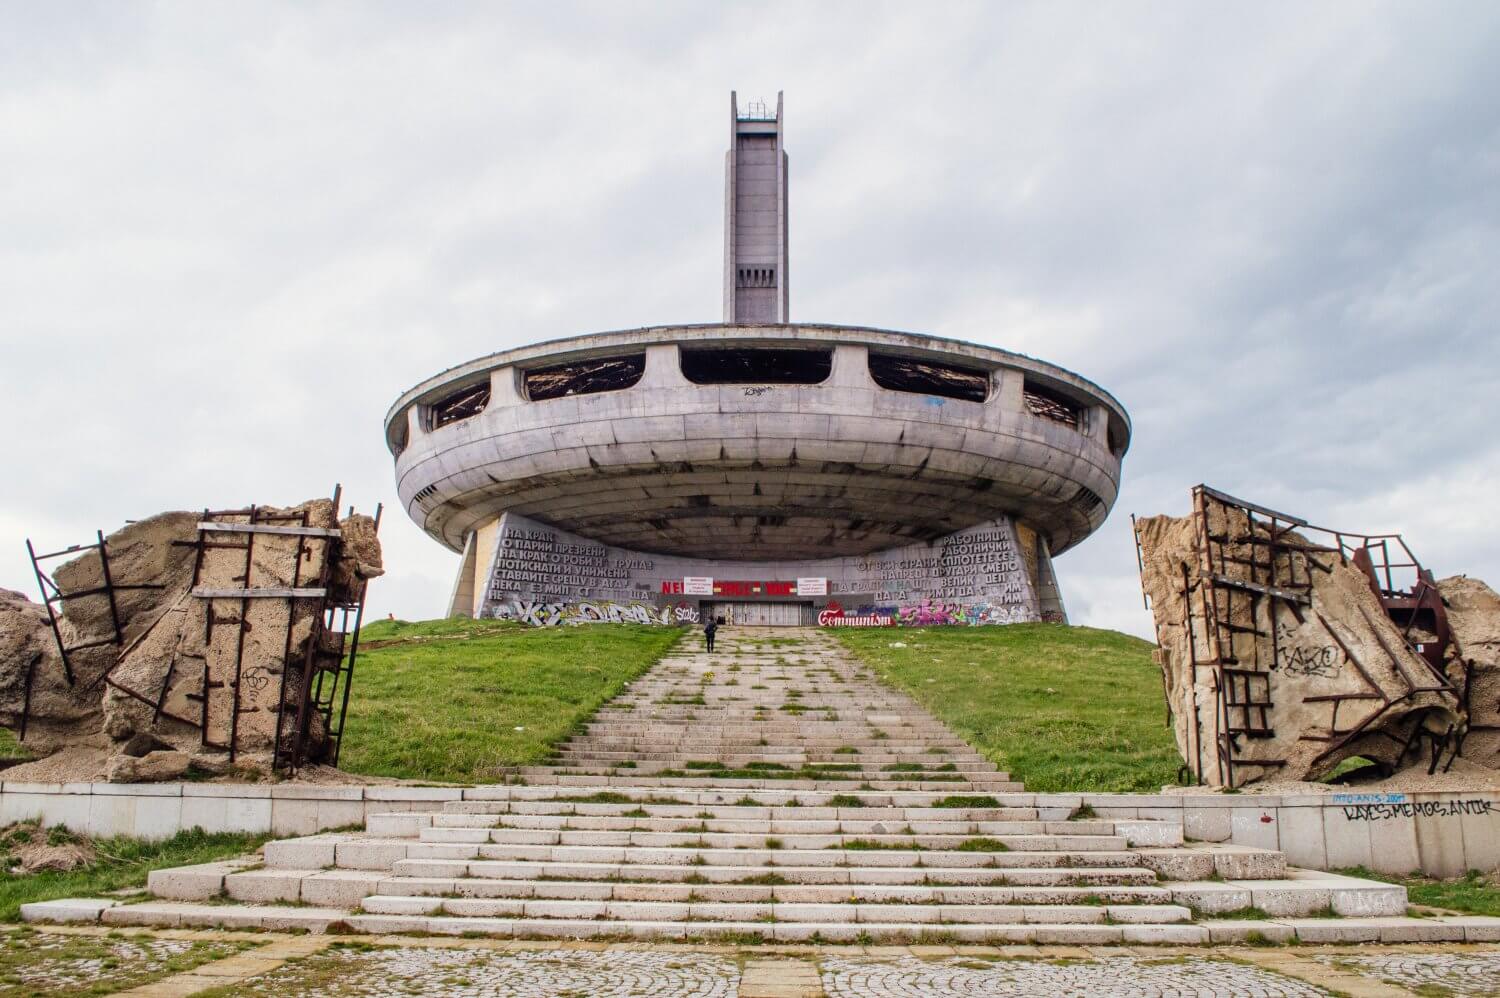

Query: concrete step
[
  {"left": 25, "top": 899, "right": 1223, "bottom": 942},
  {"left": 376, "top": 814, "right": 1121, "bottom": 837},
  {"left": 356, "top": 895, "right": 1195, "bottom": 925},
  {"left": 144, "top": 862, "right": 1407, "bottom": 921},
  {"left": 370, "top": 879, "right": 1181, "bottom": 907},
  {"left": 415, "top": 827, "right": 1130, "bottom": 852},
  {"left": 438, "top": 803, "right": 1051, "bottom": 823},
  {"left": 440, "top": 788, "right": 1052, "bottom": 808},
  {"left": 387, "top": 858, "right": 1165, "bottom": 887},
  {"left": 402, "top": 844, "right": 1150, "bottom": 870},
  {"left": 521, "top": 776, "right": 1027, "bottom": 791},
  {"left": 33, "top": 897, "right": 1487, "bottom": 945}
]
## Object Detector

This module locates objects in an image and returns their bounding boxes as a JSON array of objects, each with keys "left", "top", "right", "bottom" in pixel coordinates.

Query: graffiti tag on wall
[
  {"left": 1340, "top": 799, "right": 1496, "bottom": 821},
  {"left": 487, "top": 599, "right": 685, "bottom": 627},
  {"left": 894, "top": 600, "right": 1039, "bottom": 627},
  {"left": 818, "top": 602, "right": 894, "bottom": 627},
  {"left": 817, "top": 599, "right": 1038, "bottom": 628},
  {"left": 1275, "top": 621, "right": 1342, "bottom": 677}
]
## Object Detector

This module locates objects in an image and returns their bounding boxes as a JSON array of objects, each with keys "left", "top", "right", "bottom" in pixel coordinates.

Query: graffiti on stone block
[
  {"left": 487, "top": 599, "right": 679, "bottom": 627},
  {"left": 1275, "top": 622, "right": 1342, "bottom": 678}
]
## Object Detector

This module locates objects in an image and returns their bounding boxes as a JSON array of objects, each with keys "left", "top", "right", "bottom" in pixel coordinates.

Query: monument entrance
[{"left": 701, "top": 600, "right": 813, "bottom": 626}]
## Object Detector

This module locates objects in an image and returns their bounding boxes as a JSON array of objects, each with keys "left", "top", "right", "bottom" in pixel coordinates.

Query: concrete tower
[{"left": 723, "top": 91, "right": 788, "bottom": 324}]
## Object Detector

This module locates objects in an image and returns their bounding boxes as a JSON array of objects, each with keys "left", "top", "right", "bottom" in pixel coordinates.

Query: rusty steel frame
[
  {"left": 274, "top": 488, "right": 379, "bottom": 775},
  {"left": 21, "top": 531, "right": 165, "bottom": 741},
  {"left": 21, "top": 488, "right": 376, "bottom": 774},
  {"left": 1140, "top": 484, "right": 1461, "bottom": 785}
]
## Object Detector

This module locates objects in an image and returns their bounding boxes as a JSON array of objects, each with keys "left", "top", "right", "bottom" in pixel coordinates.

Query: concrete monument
[{"left": 386, "top": 93, "right": 1130, "bottom": 626}]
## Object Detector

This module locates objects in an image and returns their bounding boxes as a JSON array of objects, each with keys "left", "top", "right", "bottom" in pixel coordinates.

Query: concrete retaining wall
[
  {"left": 3, "top": 782, "right": 1495, "bottom": 877},
  {"left": 1080, "top": 790, "right": 1500, "bottom": 879},
  {"left": 0, "top": 782, "right": 463, "bottom": 841}
]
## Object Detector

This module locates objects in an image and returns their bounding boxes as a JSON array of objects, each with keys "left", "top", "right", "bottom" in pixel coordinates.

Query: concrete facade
[
  {"left": 473, "top": 509, "right": 1047, "bottom": 625},
  {"left": 385, "top": 94, "right": 1130, "bottom": 624}
]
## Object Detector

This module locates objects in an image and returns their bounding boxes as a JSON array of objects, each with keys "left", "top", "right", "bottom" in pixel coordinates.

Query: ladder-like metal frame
[
  {"left": 22, "top": 532, "right": 165, "bottom": 740},
  {"left": 23, "top": 487, "right": 379, "bottom": 774},
  {"left": 1137, "top": 484, "right": 1458, "bottom": 786}
]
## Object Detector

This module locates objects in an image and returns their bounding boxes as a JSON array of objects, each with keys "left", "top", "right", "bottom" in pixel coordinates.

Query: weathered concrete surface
[
  {"left": 476, "top": 510, "right": 1048, "bottom": 626},
  {"left": 1137, "top": 507, "right": 1470, "bottom": 787},
  {"left": 386, "top": 326, "right": 1129, "bottom": 563},
  {"left": 1, "top": 501, "right": 383, "bottom": 776},
  {"left": 1444, "top": 576, "right": 1500, "bottom": 767},
  {"left": 0, "top": 589, "right": 94, "bottom": 747}
]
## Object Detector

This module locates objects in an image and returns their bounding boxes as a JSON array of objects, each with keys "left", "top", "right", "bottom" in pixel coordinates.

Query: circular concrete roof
[{"left": 387, "top": 324, "right": 1129, "bottom": 561}]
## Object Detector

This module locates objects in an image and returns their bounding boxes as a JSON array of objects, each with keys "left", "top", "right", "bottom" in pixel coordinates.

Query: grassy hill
[
  {"left": 336, "top": 618, "right": 1178, "bottom": 792},
  {"left": 337, "top": 618, "right": 682, "bottom": 783},
  {"left": 831, "top": 624, "right": 1179, "bottom": 792}
]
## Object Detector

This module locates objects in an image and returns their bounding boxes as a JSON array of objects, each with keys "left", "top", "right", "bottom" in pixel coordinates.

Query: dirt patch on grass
[{"left": 1, "top": 820, "right": 96, "bottom": 874}]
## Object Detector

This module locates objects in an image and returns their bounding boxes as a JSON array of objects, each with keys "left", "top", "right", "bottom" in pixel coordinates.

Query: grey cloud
[{"left": 1, "top": 1, "right": 1496, "bottom": 640}]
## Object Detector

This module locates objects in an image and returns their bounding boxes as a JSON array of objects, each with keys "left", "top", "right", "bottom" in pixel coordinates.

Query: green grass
[
  {"left": 0, "top": 727, "right": 30, "bottom": 760},
  {"left": 338, "top": 618, "right": 683, "bottom": 783},
  {"left": 0, "top": 926, "right": 253, "bottom": 996},
  {"left": 1341, "top": 867, "right": 1500, "bottom": 916},
  {"left": 833, "top": 624, "right": 1179, "bottom": 793},
  {"left": 932, "top": 795, "right": 1001, "bottom": 809},
  {"left": 0, "top": 826, "right": 267, "bottom": 922}
]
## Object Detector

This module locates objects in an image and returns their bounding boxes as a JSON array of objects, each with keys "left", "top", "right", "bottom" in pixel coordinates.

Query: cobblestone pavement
[
  {"left": 1318, "top": 951, "right": 1500, "bottom": 996},
  {"left": 19, "top": 926, "right": 1500, "bottom": 998},
  {"left": 0, "top": 926, "right": 249, "bottom": 996},
  {"left": 199, "top": 943, "right": 741, "bottom": 997},
  {"left": 818, "top": 954, "right": 1330, "bottom": 997}
]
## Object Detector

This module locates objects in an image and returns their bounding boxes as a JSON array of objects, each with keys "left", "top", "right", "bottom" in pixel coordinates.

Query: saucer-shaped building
[{"left": 385, "top": 94, "right": 1129, "bottom": 626}]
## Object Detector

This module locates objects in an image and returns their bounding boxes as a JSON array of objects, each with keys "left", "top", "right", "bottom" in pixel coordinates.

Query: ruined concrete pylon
[
  {"left": 5, "top": 492, "right": 382, "bottom": 779},
  {"left": 1134, "top": 486, "right": 1489, "bottom": 788}
]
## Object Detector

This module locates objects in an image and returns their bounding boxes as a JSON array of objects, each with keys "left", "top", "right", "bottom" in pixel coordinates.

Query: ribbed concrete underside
[{"left": 439, "top": 462, "right": 1096, "bottom": 561}]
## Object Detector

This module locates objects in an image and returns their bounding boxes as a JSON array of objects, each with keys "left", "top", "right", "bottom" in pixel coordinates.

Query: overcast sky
[{"left": 2, "top": 1, "right": 1497, "bottom": 639}]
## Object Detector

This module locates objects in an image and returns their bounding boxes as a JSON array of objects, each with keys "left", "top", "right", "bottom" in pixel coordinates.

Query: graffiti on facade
[
  {"left": 893, "top": 599, "right": 1039, "bottom": 626},
  {"left": 488, "top": 599, "right": 681, "bottom": 627},
  {"left": 818, "top": 599, "right": 1038, "bottom": 628},
  {"left": 479, "top": 512, "right": 1048, "bottom": 623},
  {"left": 818, "top": 601, "right": 895, "bottom": 627}
]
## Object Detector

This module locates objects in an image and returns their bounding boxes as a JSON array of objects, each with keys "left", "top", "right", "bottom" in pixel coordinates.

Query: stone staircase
[{"left": 25, "top": 626, "right": 1460, "bottom": 944}]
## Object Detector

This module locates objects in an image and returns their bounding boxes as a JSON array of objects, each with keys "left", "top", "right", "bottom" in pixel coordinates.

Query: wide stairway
[{"left": 30, "top": 627, "right": 1417, "bottom": 943}]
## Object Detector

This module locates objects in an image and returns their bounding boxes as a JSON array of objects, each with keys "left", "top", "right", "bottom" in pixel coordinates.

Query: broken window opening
[
  {"left": 389, "top": 414, "right": 410, "bottom": 457},
  {"left": 868, "top": 354, "right": 989, "bottom": 403},
  {"left": 1107, "top": 420, "right": 1127, "bottom": 457},
  {"left": 428, "top": 382, "right": 491, "bottom": 430},
  {"left": 524, "top": 354, "right": 647, "bottom": 401},
  {"left": 681, "top": 348, "right": 831, "bottom": 385},
  {"left": 1023, "top": 380, "right": 1083, "bottom": 429}
]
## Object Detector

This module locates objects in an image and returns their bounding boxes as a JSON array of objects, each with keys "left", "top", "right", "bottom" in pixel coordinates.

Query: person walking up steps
[{"left": 703, "top": 615, "right": 718, "bottom": 653}]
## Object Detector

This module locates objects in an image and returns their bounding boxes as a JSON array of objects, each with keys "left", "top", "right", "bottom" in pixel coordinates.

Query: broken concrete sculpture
[
  {"left": 2, "top": 495, "right": 381, "bottom": 778},
  {"left": 1136, "top": 485, "right": 1494, "bottom": 788}
]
